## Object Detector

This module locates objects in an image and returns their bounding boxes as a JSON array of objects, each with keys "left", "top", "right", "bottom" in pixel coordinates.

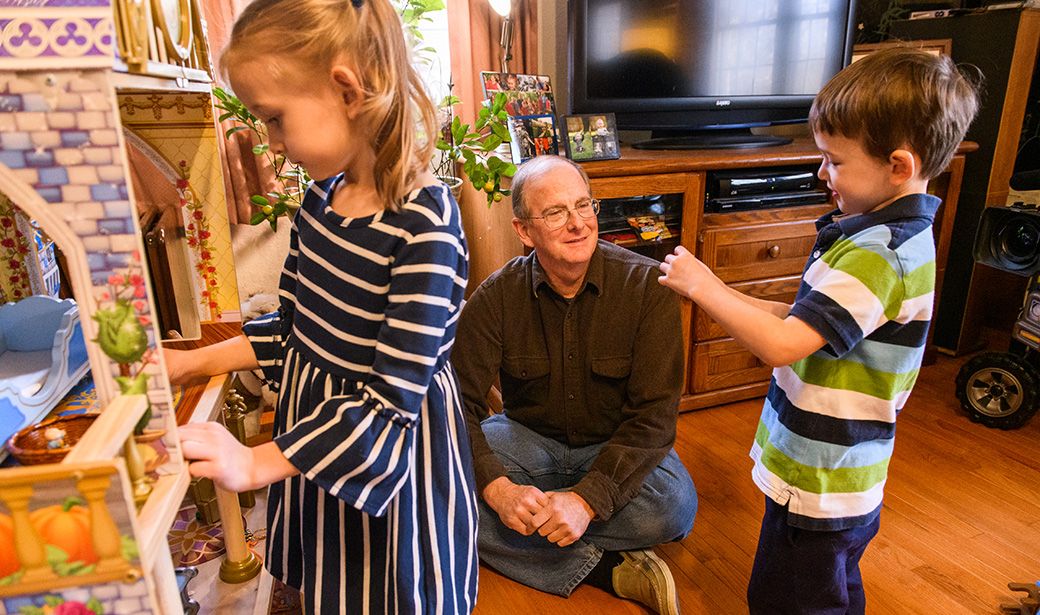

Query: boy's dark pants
[{"left": 747, "top": 497, "right": 880, "bottom": 615}]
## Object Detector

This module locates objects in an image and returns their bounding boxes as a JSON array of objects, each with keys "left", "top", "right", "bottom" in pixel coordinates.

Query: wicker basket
[{"left": 5, "top": 414, "right": 99, "bottom": 465}]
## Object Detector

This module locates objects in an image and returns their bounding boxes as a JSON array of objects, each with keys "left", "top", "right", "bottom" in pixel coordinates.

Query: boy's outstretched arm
[{"left": 659, "top": 246, "right": 825, "bottom": 367}]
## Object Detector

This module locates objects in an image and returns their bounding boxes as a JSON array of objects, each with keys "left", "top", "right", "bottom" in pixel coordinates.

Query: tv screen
[{"left": 569, "top": 0, "right": 857, "bottom": 149}]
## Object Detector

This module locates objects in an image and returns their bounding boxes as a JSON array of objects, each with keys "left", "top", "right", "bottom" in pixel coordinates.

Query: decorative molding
[
  {"left": 118, "top": 92, "right": 212, "bottom": 122},
  {"left": 0, "top": 13, "right": 113, "bottom": 68}
]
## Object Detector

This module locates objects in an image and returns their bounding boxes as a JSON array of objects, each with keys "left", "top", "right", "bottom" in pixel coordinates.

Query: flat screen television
[{"left": 568, "top": 0, "right": 858, "bottom": 149}]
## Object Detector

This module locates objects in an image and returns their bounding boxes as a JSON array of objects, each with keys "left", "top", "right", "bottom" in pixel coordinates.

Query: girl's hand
[
  {"left": 178, "top": 422, "right": 257, "bottom": 492},
  {"left": 658, "top": 245, "right": 716, "bottom": 300},
  {"left": 163, "top": 347, "right": 210, "bottom": 387}
]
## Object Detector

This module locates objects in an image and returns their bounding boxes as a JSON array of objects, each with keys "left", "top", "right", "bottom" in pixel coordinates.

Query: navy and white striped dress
[{"left": 242, "top": 178, "right": 479, "bottom": 614}]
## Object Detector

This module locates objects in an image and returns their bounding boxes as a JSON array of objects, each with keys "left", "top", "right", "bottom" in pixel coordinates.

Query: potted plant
[
  {"left": 435, "top": 89, "right": 516, "bottom": 206},
  {"left": 396, "top": 0, "right": 516, "bottom": 205}
]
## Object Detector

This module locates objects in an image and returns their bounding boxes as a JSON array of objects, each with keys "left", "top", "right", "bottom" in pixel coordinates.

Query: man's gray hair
[{"left": 510, "top": 155, "right": 592, "bottom": 219}]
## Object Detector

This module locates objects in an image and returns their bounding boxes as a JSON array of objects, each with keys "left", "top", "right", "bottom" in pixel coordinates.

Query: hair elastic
[{"left": 351, "top": 0, "right": 363, "bottom": 7}]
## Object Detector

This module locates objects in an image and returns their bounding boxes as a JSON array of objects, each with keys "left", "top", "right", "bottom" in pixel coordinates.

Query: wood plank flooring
[{"left": 472, "top": 339, "right": 1040, "bottom": 615}]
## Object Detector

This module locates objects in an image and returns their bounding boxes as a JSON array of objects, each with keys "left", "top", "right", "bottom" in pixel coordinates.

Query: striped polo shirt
[{"left": 750, "top": 193, "right": 940, "bottom": 531}]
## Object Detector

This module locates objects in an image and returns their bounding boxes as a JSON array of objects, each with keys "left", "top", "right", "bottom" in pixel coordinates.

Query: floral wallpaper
[{"left": 0, "top": 193, "right": 32, "bottom": 303}]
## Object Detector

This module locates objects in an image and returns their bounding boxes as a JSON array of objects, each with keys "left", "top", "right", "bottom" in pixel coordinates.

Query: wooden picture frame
[{"left": 851, "top": 38, "right": 952, "bottom": 63}]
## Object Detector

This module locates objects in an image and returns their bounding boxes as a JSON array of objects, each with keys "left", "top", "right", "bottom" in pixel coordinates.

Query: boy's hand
[{"left": 658, "top": 245, "right": 717, "bottom": 301}]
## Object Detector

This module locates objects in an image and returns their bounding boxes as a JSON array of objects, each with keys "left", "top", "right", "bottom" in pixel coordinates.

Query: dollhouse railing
[
  {"left": 0, "top": 462, "right": 140, "bottom": 597},
  {"left": 114, "top": 0, "right": 213, "bottom": 85}
]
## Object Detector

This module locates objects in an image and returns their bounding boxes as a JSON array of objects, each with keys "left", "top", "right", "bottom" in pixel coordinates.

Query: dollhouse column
[
  {"left": 0, "top": 484, "right": 54, "bottom": 583},
  {"left": 215, "top": 485, "right": 262, "bottom": 583},
  {"left": 123, "top": 437, "right": 153, "bottom": 506},
  {"left": 75, "top": 473, "right": 126, "bottom": 574}
]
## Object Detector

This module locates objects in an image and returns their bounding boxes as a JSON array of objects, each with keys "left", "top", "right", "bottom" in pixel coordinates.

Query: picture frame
[
  {"left": 481, "top": 71, "right": 559, "bottom": 163},
  {"left": 562, "top": 113, "right": 621, "bottom": 162},
  {"left": 851, "top": 38, "right": 952, "bottom": 64}
]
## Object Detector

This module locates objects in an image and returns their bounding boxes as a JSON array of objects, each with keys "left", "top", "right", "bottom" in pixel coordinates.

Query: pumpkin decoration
[
  {"left": 0, "top": 512, "right": 18, "bottom": 578},
  {"left": 29, "top": 497, "right": 97, "bottom": 565}
]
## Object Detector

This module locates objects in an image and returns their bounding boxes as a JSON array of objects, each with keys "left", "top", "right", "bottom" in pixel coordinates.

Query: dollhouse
[{"left": 0, "top": 1, "right": 259, "bottom": 613}]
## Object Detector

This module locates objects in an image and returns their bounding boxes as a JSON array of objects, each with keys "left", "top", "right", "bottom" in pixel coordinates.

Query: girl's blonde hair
[{"left": 221, "top": 0, "right": 437, "bottom": 210}]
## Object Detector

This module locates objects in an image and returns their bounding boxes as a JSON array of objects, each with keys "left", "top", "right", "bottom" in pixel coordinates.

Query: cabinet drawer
[
  {"left": 700, "top": 219, "right": 818, "bottom": 284},
  {"left": 693, "top": 275, "right": 802, "bottom": 340},
  {"left": 689, "top": 338, "right": 772, "bottom": 394}
]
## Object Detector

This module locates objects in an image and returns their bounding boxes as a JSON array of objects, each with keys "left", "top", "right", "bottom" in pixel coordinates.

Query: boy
[{"left": 658, "top": 46, "right": 979, "bottom": 614}]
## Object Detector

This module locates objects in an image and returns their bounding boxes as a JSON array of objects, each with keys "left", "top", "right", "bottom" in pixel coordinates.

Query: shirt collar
[
  {"left": 529, "top": 241, "right": 605, "bottom": 299},
  {"left": 817, "top": 193, "right": 942, "bottom": 240}
]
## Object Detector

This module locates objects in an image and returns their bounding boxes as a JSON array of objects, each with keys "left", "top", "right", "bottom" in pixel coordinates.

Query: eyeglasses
[{"left": 524, "top": 198, "right": 600, "bottom": 230}]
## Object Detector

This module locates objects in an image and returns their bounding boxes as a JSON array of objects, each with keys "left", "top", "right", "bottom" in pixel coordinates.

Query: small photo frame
[
  {"left": 508, "top": 115, "right": 560, "bottom": 164},
  {"left": 562, "top": 113, "right": 620, "bottom": 162},
  {"left": 481, "top": 71, "right": 561, "bottom": 163}
]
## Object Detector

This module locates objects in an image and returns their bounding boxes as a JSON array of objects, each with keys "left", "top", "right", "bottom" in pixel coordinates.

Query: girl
[{"left": 166, "top": 0, "right": 478, "bottom": 612}]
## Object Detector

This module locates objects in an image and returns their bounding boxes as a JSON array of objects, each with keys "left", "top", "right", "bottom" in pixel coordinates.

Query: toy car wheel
[{"left": 955, "top": 352, "right": 1039, "bottom": 429}]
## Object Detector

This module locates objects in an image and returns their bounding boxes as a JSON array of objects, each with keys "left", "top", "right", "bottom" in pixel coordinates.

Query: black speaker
[{"left": 974, "top": 203, "right": 1040, "bottom": 276}]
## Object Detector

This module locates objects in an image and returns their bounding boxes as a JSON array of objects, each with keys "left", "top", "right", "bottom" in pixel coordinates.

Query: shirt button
[
  {"left": 567, "top": 353, "right": 574, "bottom": 360},
  {"left": 813, "top": 250, "right": 821, "bottom": 258},
  {"left": 568, "top": 393, "right": 575, "bottom": 400}
]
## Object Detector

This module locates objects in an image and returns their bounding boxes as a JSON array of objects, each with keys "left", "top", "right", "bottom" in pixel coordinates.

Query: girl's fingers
[{"left": 187, "top": 460, "right": 217, "bottom": 479}]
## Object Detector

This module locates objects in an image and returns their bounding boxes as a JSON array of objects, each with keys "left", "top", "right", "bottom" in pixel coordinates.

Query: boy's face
[{"left": 814, "top": 131, "right": 905, "bottom": 216}]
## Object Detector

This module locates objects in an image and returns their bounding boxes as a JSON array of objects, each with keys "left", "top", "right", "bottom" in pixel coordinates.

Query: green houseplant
[
  {"left": 396, "top": 0, "right": 516, "bottom": 205},
  {"left": 435, "top": 90, "right": 516, "bottom": 205}
]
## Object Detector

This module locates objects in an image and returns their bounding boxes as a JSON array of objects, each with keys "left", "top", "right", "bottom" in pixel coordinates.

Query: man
[{"left": 454, "top": 155, "right": 697, "bottom": 615}]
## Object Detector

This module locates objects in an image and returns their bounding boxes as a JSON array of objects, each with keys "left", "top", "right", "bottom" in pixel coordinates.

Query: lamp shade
[{"left": 488, "top": 0, "right": 511, "bottom": 17}]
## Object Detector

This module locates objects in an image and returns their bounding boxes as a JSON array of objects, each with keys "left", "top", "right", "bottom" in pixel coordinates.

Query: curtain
[
  {"left": 199, "top": 0, "right": 279, "bottom": 224},
  {"left": 447, "top": 0, "right": 538, "bottom": 293},
  {"left": 447, "top": 0, "right": 538, "bottom": 126}
]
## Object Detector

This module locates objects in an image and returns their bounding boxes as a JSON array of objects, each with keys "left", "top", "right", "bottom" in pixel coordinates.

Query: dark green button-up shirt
[{"left": 454, "top": 240, "right": 684, "bottom": 521}]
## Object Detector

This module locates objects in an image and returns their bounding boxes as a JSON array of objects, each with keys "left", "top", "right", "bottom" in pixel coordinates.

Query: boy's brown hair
[{"left": 809, "top": 46, "right": 980, "bottom": 180}]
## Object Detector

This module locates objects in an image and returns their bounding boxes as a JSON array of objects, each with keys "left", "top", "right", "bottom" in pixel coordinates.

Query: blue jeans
[
  {"left": 476, "top": 413, "right": 697, "bottom": 596},
  {"left": 747, "top": 497, "right": 881, "bottom": 615}
]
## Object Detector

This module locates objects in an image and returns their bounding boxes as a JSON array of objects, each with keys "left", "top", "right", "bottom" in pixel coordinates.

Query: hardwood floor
[{"left": 472, "top": 339, "right": 1040, "bottom": 615}]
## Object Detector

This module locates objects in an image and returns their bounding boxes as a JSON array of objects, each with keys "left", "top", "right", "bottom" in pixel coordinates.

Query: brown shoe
[{"left": 612, "top": 548, "right": 680, "bottom": 615}]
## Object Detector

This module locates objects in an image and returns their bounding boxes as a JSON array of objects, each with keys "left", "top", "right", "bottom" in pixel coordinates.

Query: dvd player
[
  {"left": 705, "top": 166, "right": 829, "bottom": 212},
  {"left": 706, "top": 189, "right": 830, "bottom": 213},
  {"left": 708, "top": 167, "right": 819, "bottom": 197}
]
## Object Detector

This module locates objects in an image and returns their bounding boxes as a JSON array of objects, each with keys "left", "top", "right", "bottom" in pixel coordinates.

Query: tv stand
[
  {"left": 573, "top": 138, "right": 973, "bottom": 410},
  {"left": 632, "top": 130, "right": 793, "bottom": 151}
]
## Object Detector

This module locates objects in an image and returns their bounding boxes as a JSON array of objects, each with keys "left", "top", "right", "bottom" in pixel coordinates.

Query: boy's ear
[
  {"left": 330, "top": 65, "right": 364, "bottom": 119},
  {"left": 888, "top": 148, "right": 919, "bottom": 185}
]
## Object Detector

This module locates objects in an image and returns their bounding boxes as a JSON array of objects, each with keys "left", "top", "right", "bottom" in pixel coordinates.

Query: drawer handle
[{"left": 767, "top": 245, "right": 781, "bottom": 258}]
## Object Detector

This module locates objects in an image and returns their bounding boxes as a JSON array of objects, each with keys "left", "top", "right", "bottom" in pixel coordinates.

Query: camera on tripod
[{"left": 955, "top": 202, "right": 1040, "bottom": 429}]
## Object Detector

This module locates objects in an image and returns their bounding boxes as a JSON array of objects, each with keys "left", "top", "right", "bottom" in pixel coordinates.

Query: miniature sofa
[{"left": 0, "top": 295, "right": 90, "bottom": 450}]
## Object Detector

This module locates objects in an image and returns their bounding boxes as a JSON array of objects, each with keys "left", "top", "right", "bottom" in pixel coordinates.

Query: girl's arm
[
  {"left": 163, "top": 334, "right": 260, "bottom": 386},
  {"left": 660, "top": 246, "right": 824, "bottom": 366}
]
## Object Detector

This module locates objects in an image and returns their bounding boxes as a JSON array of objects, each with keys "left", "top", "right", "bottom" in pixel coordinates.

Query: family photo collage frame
[{"left": 480, "top": 72, "right": 621, "bottom": 164}]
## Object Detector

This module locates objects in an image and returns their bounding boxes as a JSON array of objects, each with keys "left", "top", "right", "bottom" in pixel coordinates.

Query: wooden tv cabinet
[{"left": 578, "top": 137, "right": 973, "bottom": 411}]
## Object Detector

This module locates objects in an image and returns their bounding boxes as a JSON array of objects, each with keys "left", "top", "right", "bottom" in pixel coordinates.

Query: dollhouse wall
[{"left": 0, "top": 67, "right": 171, "bottom": 427}]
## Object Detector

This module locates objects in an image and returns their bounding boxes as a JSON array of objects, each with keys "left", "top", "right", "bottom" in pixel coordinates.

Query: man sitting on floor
[{"left": 454, "top": 155, "right": 698, "bottom": 615}]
